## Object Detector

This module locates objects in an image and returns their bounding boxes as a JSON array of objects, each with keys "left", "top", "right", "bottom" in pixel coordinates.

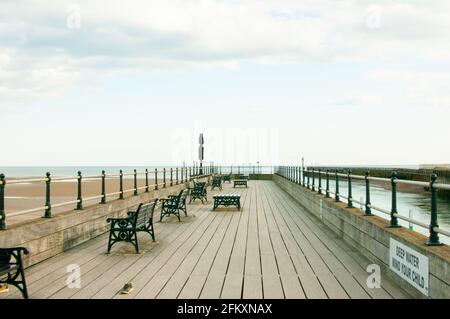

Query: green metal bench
[
  {"left": 222, "top": 174, "right": 231, "bottom": 183},
  {"left": 190, "top": 182, "right": 207, "bottom": 203},
  {"left": 213, "top": 194, "right": 241, "bottom": 210},
  {"left": 0, "top": 247, "right": 29, "bottom": 299},
  {"left": 211, "top": 176, "right": 222, "bottom": 190},
  {"left": 107, "top": 200, "right": 158, "bottom": 254},
  {"left": 233, "top": 179, "right": 248, "bottom": 188},
  {"left": 160, "top": 189, "right": 189, "bottom": 222}
]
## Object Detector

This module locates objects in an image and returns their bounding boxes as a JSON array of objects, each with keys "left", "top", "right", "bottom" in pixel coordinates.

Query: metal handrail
[
  {"left": 276, "top": 165, "right": 450, "bottom": 245},
  {"left": 0, "top": 165, "right": 219, "bottom": 230}
]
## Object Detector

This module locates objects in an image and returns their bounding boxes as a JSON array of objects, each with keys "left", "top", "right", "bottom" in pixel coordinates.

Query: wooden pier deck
[{"left": 3, "top": 180, "right": 409, "bottom": 299}]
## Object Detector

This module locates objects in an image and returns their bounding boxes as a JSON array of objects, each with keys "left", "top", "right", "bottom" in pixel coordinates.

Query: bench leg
[
  {"left": 18, "top": 266, "right": 28, "bottom": 299},
  {"left": 107, "top": 226, "right": 115, "bottom": 253},
  {"left": 132, "top": 230, "right": 140, "bottom": 254}
]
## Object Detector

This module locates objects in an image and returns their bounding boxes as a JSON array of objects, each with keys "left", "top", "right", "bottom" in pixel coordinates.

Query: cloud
[
  {"left": 368, "top": 69, "right": 450, "bottom": 108},
  {"left": 1, "top": 0, "right": 450, "bottom": 104}
]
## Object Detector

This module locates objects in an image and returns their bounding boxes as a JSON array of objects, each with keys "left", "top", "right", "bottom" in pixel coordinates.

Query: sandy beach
[{"left": 3, "top": 178, "right": 188, "bottom": 226}]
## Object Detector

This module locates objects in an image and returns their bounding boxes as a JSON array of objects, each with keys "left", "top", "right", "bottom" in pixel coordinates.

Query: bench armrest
[
  {"left": 0, "top": 247, "right": 29, "bottom": 255},
  {"left": 107, "top": 216, "right": 134, "bottom": 229}
]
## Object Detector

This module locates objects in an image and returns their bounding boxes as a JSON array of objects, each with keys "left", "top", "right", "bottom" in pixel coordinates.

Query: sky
[{"left": 1, "top": 0, "right": 449, "bottom": 167}]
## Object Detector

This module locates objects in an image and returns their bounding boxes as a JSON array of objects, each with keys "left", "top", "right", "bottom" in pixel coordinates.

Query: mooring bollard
[
  {"left": 427, "top": 174, "right": 442, "bottom": 245},
  {"left": 44, "top": 172, "right": 52, "bottom": 218},
  {"left": 389, "top": 171, "right": 400, "bottom": 227},
  {"left": 0, "top": 174, "right": 6, "bottom": 230},
  {"left": 365, "top": 170, "right": 372, "bottom": 215},
  {"left": 347, "top": 170, "right": 353, "bottom": 208},
  {"left": 76, "top": 171, "right": 83, "bottom": 210},
  {"left": 101, "top": 170, "right": 106, "bottom": 203}
]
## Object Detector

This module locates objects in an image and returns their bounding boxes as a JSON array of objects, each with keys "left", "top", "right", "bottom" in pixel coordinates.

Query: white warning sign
[{"left": 389, "top": 238, "right": 429, "bottom": 296}]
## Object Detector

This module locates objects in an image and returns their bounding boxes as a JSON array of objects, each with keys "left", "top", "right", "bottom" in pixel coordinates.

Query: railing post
[
  {"left": 318, "top": 169, "right": 322, "bottom": 194},
  {"left": 325, "top": 170, "right": 330, "bottom": 198},
  {"left": 311, "top": 169, "right": 315, "bottom": 191},
  {"left": 427, "top": 174, "right": 442, "bottom": 245},
  {"left": 335, "top": 170, "right": 340, "bottom": 202},
  {"left": 0, "top": 174, "right": 6, "bottom": 230},
  {"left": 389, "top": 171, "right": 400, "bottom": 227},
  {"left": 44, "top": 172, "right": 52, "bottom": 218},
  {"left": 347, "top": 170, "right": 353, "bottom": 208},
  {"left": 100, "top": 170, "right": 106, "bottom": 203},
  {"left": 145, "top": 169, "right": 149, "bottom": 192},
  {"left": 365, "top": 170, "right": 373, "bottom": 215},
  {"left": 76, "top": 171, "right": 83, "bottom": 210},
  {"left": 307, "top": 169, "right": 310, "bottom": 189},
  {"left": 302, "top": 167, "right": 305, "bottom": 186},
  {"left": 133, "top": 169, "right": 138, "bottom": 196},
  {"left": 163, "top": 168, "right": 166, "bottom": 188},
  {"left": 176, "top": 168, "right": 179, "bottom": 185},
  {"left": 155, "top": 168, "right": 158, "bottom": 190},
  {"left": 170, "top": 168, "right": 173, "bottom": 186},
  {"left": 119, "top": 170, "right": 124, "bottom": 199}
]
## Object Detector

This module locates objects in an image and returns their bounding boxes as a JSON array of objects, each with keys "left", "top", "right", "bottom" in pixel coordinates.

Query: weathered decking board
[{"left": 1, "top": 180, "right": 410, "bottom": 299}]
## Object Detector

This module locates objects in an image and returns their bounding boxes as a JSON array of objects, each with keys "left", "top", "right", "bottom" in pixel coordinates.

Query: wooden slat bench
[
  {"left": 190, "top": 182, "right": 207, "bottom": 203},
  {"left": 0, "top": 247, "right": 29, "bottom": 299},
  {"left": 160, "top": 189, "right": 189, "bottom": 222},
  {"left": 211, "top": 176, "right": 222, "bottom": 190},
  {"left": 212, "top": 194, "right": 241, "bottom": 211},
  {"left": 106, "top": 200, "right": 158, "bottom": 254},
  {"left": 233, "top": 179, "right": 248, "bottom": 188}
]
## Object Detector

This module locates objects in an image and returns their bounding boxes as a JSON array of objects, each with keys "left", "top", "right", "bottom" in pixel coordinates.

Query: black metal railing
[
  {"left": 0, "top": 165, "right": 219, "bottom": 230},
  {"left": 275, "top": 165, "right": 450, "bottom": 246}
]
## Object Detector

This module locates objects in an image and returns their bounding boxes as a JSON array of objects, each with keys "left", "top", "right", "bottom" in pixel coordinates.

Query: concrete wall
[
  {"left": 273, "top": 174, "right": 450, "bottom": 299},
  {"left": 0, "top": 177, "right": 209, "bottom": 268}
]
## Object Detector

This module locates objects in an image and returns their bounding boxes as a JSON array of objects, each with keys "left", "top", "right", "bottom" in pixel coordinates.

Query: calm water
[{"left": 310, "top": 177, "right": 450, "bottom": 245}]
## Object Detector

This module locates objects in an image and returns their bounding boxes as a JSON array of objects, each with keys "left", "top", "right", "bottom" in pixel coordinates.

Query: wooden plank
[
  {"left": 118, "top": 205, "right": 220, "bottom": 299},
  {"left": 177, "top": 210, "right": 235, "bottom": 299},
  {"left": 265, "top": 182, "right": 400, "bottom": 299},
  {"left": 261, "top": 182, "right": 348, "bottom": 299},
  {"left": 46, "top": 205, "right": 207, "bottom": 299},
  {"left": 155, "top": 209, "right": 228, "bottom": 299},
  {"left": 220, "top": 186, "right": 252, "bottom": 299},
  {"left": 200, "top": 185, "right": 249, "bottom": 299},
  {"left": 257, "top": 185, "right": 284, "bottom": 299},
  {"left": 256, "top": 183, "right": 325, "bottom": 299},
  {"left": 91, "top": 204, "right": 209, "bottom": 299}
]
